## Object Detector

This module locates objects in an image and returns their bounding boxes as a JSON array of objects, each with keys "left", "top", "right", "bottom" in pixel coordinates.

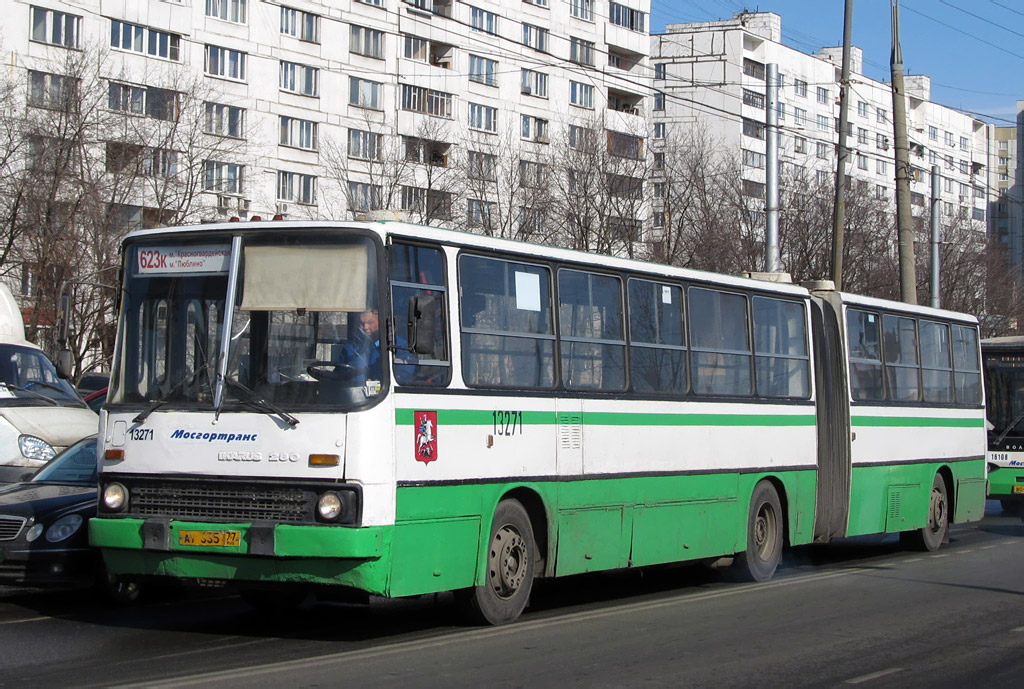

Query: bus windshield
[
  {"left": 984, "top": 351, "right": 1024, "bottom": 441},
  {"left": 110, "top": 234, "right": 382, "bottom": 411}
]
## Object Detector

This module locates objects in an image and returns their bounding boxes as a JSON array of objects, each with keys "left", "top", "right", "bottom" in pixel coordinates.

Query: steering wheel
[{"left": 306, "top": 361, "right": 358, "bottom": 382}]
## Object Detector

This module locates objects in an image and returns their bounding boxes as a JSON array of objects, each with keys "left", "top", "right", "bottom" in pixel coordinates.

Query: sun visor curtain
[{"left": 240, "top": 244, "right": 369, "bottom": 312}]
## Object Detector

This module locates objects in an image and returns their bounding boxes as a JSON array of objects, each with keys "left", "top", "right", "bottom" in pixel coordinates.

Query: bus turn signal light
[
  {"left": 104, "top": 449, "right": 125, "bottom": 461},
  {"left": 309, "top": 454, "right": 339, "bottom": 467}
]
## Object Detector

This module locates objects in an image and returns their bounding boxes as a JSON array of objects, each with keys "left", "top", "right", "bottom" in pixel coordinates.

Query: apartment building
[
  {"left": 651, "top": 12, "right": 990, "bottom": 238},
  {"left": 8, "top": 0, "right": 652, "bottom": 228},
  {"left": 992, "top": 108, "right": 1022, "bottom": 278}
]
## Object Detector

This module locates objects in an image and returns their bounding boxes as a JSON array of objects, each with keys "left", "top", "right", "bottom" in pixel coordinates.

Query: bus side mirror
[
  {"left": 408, "top": 296, "right": 437, "bottom": 356},
  {"left": 55, "top": 348, "right": 74, "bottom": 380}
]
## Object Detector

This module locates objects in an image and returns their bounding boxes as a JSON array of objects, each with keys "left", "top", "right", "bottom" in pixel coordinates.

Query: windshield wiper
[
  {"left": 994, "top": 408, "right": 1024, "bottom": 447},
  {"left": 220, "top": 376, "right": 299, "bottom": 427},
  {"left": 133, "top": 364, "right": 215, "bottom": 424},
  {"left": 2, "top": 383, "right": 58, "bottom": 406}
]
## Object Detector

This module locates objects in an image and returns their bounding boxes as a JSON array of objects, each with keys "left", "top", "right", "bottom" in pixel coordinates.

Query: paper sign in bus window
[
  {"left": 662, "top": 286, "right": 672, "bottom": 304},
  {"left": 515, "top": 271, "right": 541, "bottom": 312}
]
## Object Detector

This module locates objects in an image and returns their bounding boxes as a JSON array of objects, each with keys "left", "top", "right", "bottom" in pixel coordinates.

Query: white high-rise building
[
  {"left": 651, "top": 11, "right": 990, "bottom": 236},
  {"left": 7, "top": 0, "right": 652, "bottom": 227}
]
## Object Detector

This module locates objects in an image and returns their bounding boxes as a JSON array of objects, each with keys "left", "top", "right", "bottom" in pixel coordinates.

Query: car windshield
[
  {"left": 32, "top": 436, "right": 97, "bottom": 484},
  {"left": 0, "top": 343, "right": 83, "bottom": 407},
  {"left": 110, "top": 233, "right": 383, "bottom": 412}
]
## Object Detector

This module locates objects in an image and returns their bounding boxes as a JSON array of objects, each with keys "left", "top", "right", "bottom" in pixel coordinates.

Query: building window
[
  {"left": 743, "top": 118, "right": 765, "bottom": 140},
  {"left": 469, "top": 103, "right": 498, "bottom": 132},
  {"left": 524, "top": 0, "right": 548, "bottom": 7},
  {"left": 876, "top": 185, "right": 887, "bottom": 199},
  {"left": 857, "top": 101, "right": 868, "bottom": 117},
  {"left": 348, "top": 129, "right": 380, "bottom": 160},
  {"left": 570, "top": 37, "right": 595, "bottom": 66},
  {"left": 653, "top": 92, "right": 665, "bottom": 111},
  {"left": 350, "top": 25, "right": 383, "bottom": 58},
  {"left": 402, "top": 85, "right": 454, "bottom": 117},
  {"left": 876, "top": 107, "right": 887, "bottom": 123},
  {"left": 404, "top": 35, "right": 427, "bottom": 61},
  {"left": 857, "top": 154, "right": 868, "bottom": 170},
  {"left": 522, "top": 24, "right": 549, "bottom": 52},
  {"left": 520, "top": 160, "right": 546, "bottom": 188},
  {"left": 109, "top": 82, "right": 178, "bottom": 120},
  {"left": 204, "top": 161, "right": 244, "bottom": 194},
  {"left": 857, "top": 127, "right": 868, "bottom": 145},
  {"left": 743, "top": 89, "right": 765, "bottom": 109},
  {"left": 743, "top": 149, "right": 766, "bottom": 168},
  {"left": 743, "top": 180, "right": 766, "bottom": 199},
  {"left": 960, "top": 159, "right": 970, "bottom": 175},
  {"left": 521, "top": 69, "right": 548, "bottom": 97},
  {"left": 470, "top": 6, "right": 498, "bottom": 34},
  {"left": 816, "top": 142, "right": 829, "bottom": 159},
  {"left": 279, "top": 116, "right": 318, "bottom": 150},
  {"left": 794, "top": 136, "right": 807, "bottom": 154},
  {"left": 279, "top": 171, "right": 317, "bottom": 204},
  {"left": 794, "top": 107, "right": 807, "bottom": 125},
  {"left": 608, "top": 130, "right": 642, "bottom": 158},
  {"left": 960, "top": 136, "right": 969, "bottom": 151},
  {"left": 350, "top": 77, "right": 383, "bottom": 109},
  {"left": 570, "top": 81, "right": 594, "bottom": 108},
  {"left": 609, "top": 2, "right": 646, "bottom": 32},
  {"left": 876, "top": 133, "right": 889, "bottom": 150},
  {"left": 469, "top": 55, "right": 498, "bottom": 86},
  {"left": 653, "top": 152, "right": 664, "bottom": 169},
  {"left": 876, "top": 158, "right": 887, "bottom": 175},
  {"left": 743, "top": 59, "right": 765, "bottom": 80},
  {"left": 522, "top": 115, "right": 549, "bottom": 142},
  {"left": 654, "top": 63, "right": 666, "bottom": 80},
  {"left": 929, "top": 125, "right": 937, "bottom": 141},
  {"left": 468, "top": 151, "right": 497, "bottom": 181},
  {"left": 110, "top": 20, "right": 181, "bottom": 61},
  {"left": 816, "top": 114, "right": 829, "bottom": 132},
  {"left": 279, "top": 61, "right": 319, "bottom": 96},
  {"left": 944, "top": 131, "right": 955, "bottom": 147},
  {"left": 348, "top": 181, "right": 381, "bottom": 212},
  {"left": 569, "top": 125, "right": 594, "bottom": 150},
  {"left": 206, "top": 0, "right": 247, "bottom": 23},
  {"left": 794, "top": 79, "right": 807, "bottom": 97},
  {"left": 467, "top": 199, "right": 495, "bottom": 228},
  {"left": 929, "top": 150, "right": 938, "bottom": 164},
  {"left": 570, "top": 0, "right": 594, "bottom": 21},
  {"left": 31, "top": 6, "right": 81, "bottom": 48},
  {"left": 205, "top": 45, "right": 247, "bottom": 81},
  {"left": 30, "top": 71, "right": 77, "bottom": 110},
  {"left": 204, "top": 102, "right": 244, "bottom": 137},
  {"left": 817, "top": 86, "right": 828, "bottom": 104},
  {"left": 281, "top": 6, "right": 320, "bottom": 43}
]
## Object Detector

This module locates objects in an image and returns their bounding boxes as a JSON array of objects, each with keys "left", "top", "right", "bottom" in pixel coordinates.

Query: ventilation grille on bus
[
  {"left": 124, "top": 479, "right": 314, "bottom": 524},
  {"left": 0, "top": 515, "right": 27, "bottom": 541}
]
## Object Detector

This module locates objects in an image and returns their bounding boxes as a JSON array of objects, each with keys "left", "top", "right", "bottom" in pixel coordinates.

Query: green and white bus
[
  {"left": 90, "top": 220, "right": 987, "bottom": 624},
  {"left": 981, "top": 336, "right": 1024, "bottom": 514}
]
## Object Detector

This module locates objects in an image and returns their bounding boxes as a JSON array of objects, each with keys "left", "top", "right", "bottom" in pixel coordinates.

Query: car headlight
[
  {"left": 45, "top": 514, "right": 83, "bottom": 543},
  {"left": 103, "top": 483, "right": 128, "bottom": 511},
  {"left": 25, "top": 523, "right": 44, "bottom": 542},
  {"left": 19, "top": 435, "right": 55, "bottom": 461},
  {"left": 317, "top": 492, "right": 343, "bottom": 521}
]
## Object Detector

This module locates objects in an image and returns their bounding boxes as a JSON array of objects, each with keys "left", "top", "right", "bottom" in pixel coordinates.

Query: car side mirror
[
  {"left": 55, "top": 349, "right": 74, "bottom": 380},
  {"left": 407, "top": 296, "right": 438, "bottom": 356}
]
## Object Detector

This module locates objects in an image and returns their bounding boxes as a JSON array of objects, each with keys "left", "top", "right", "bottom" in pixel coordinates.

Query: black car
[{"left": 0, "top": 436, "right": 138, "bottom": 601}]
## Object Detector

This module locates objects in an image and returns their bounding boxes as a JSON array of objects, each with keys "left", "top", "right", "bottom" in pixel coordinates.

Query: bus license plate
[
  {"left": 1014, "top": 486, "right": 1024, "bottom": 494},
  {"left": 178, "top": 530, "right": 241, "bottom": 547}
]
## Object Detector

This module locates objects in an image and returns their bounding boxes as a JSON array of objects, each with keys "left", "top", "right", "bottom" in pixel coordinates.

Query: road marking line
[
  {"left": 845, "top": 667, "right": 904, "bottom": 684},
  {"left": 1012, "top": 626, "right": 1024, "bottom": 633},
  {"left": 0, "top": 616, "right": 54, "bottom": 625},
  {"left": 114, "top": 569, "right": 867, "bottom": 689}
]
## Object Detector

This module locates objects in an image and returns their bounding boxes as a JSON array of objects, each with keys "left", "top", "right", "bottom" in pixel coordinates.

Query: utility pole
[
  {"left": 891, "top": 0, "right": 917, "bottom": 304},
  {"left": 831, "top": 0, "right": 854, "bottom": 291},
  {"left": 930, "top": 165, "right": 941, "bottom": 308},
  {"left": 765, "top": 63, "right": 780, "bottom": 273}
]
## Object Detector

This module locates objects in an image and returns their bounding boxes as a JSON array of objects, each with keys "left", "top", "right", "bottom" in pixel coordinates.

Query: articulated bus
[
  {"left": 89, "top": 220, "right": 987, "bottom": 624},
  {"left": 981, "top": 336, "right": 1024, "bottom": 514}
]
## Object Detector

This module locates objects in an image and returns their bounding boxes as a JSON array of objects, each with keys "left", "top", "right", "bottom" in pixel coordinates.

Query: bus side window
[
  {"left": 558, "top": 269, "right": 625, "bottom": 391},
  {"left": 952, "top": 325, "right": 981, "bottom": 405},
  {"left": 846, "top": 308, "right": 883, "bottom": 401},
  {"left": 389, "top": 243, "right": 450, "bottom": 386},
  {"left": 689, "top": 287, "right": 751, "bottom": 396},
  {"left": 882, "top": 314, "right": 920, "bottom": 402},
  {"left": 752, "top": 296, "right": 809, "bottom": 398},
  {"left": 627, "top": 278, "right": 686, "bottom": 395},
  {"left": 920, "top": 320, "right": 953, "bottom": 403}
]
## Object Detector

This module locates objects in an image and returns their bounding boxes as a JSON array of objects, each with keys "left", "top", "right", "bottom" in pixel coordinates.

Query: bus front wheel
[
  {"left": 902, "top": 473, "right": 948, "bottom": 552},
  {"left": 462, "top": 499, "right": 536, "bottom": 626},
  {"left": 733, "top": 481, "right": 783, "bottom": 582}
]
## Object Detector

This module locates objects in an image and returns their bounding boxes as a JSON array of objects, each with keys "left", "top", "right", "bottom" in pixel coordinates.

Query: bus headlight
[
  {"left": 45, "top": 514, "right": 83, "bottom": 542},
  {"left": 19, "top": 435, "right": 55, "bottom": 461},
  {"left": 317, "top": 492, "right": 343, "bottom": 521},
  {"left": 103, "top": 483, "right": 128, "bottom": 511}
]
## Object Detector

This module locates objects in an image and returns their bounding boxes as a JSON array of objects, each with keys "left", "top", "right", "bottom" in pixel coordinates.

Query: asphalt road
[{"left": 2, "top": 501, "right": 1023, "bottom": 688}]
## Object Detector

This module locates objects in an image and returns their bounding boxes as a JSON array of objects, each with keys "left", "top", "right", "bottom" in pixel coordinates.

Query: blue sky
[{"left": 651, "top": 0, "right": 1022, "bottom": 123}]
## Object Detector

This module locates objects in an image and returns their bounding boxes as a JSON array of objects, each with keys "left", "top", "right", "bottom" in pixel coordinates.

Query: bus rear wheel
[
  {"left": 902, "top": 473, "right": 948, "bottom": 552},
  {"left": 462, "top": 499, "right": 535, "bottom": 626},
  {"left": 733, "top": 481, "right": 783, "bottom": 582}
]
